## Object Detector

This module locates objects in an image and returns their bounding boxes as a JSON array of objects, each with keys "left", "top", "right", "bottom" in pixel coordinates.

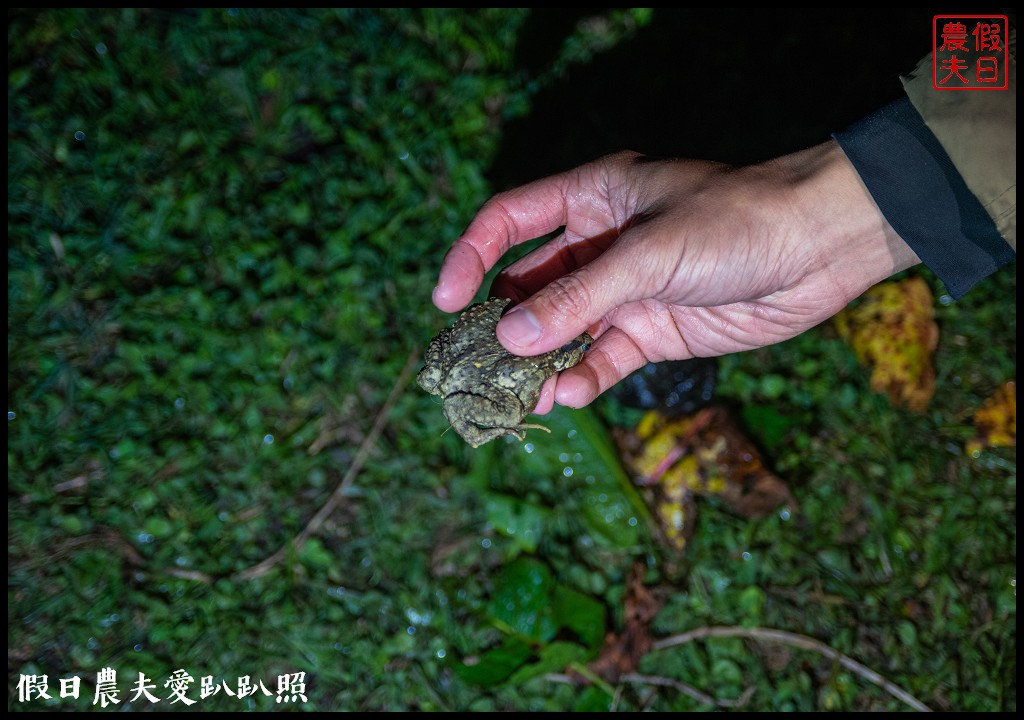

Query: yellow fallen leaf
[
  {"left": 966, "top": 381, "right": 1016, "bottom": 455},
  {"left": 835, "top": 277, "right": 938, "bottom": 412},
  {"left": 617, "top": 408, "right": 794, "bottom": 554}
]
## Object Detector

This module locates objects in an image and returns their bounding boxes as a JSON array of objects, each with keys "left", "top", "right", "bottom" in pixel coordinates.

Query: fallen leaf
[
  {"left": 586, "top": 562, "right": 661, "bottom": 684},
  {"left": 616, "top": 407, "right": 795, "bottom": 554},
  {"left": 966, "top": 381, "right": 1016, "bottom": 455},
  {"left": 834, "top": 277, "right": 938, "bottom": 412}
]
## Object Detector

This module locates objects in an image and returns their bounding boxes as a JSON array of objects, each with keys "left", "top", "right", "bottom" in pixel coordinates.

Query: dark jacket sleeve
[{"left": 832, "top": 28, "right": 1015, "bottom": 298}]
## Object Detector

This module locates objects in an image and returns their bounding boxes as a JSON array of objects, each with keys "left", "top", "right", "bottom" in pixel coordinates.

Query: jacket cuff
[{"left": 833, "top": 98, "right": 1014, "bottom": 299}]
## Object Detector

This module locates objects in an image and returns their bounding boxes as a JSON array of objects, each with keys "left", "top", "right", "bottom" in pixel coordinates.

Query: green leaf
[
  {"left": 552, "top": 584, "right": 606, "bottom": 651},
  {"left": 741, "top": 405, "right": 795, "bottom": 452},
  {"left": 516, "top": 404, "right": 649, "bottom": 549},
  {"left": 507, "top": 641, "right": 588, "bottom": 683},
  {"left": 573, "top": 686, "right": 614, "bottom": 712},
  {"left": 484, "top": 494, "right": 550, "bottom": 554},
  {"left": 299, "top": 537, "right": 333, "bottom": 568},
  {"left": 454, "top": 637, "right": 533, "bottom": 686},
  {"left": 486, "top": 557, "right": 558, "bottom": 644}
]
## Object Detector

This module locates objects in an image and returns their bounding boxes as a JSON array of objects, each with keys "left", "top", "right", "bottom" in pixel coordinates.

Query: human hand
[{"left": 432, "top": 141, "right": 920, "bottom": 411}]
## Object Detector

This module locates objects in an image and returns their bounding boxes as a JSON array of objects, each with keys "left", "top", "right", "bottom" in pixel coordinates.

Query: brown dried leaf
[
  {"left": 834, "top": 277, "right": 938, "bottom": 412},
  {"left": 618, "top": 407, "right": 795, "bottom": 553},
  {"left": 966, "top": 381, "right": 1016, "bottom": 455},
  {"left": 586, "top": 562, "right": 661, "bottom": 684}
]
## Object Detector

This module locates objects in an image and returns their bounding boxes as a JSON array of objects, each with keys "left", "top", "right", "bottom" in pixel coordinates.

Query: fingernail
[{"left": 500, "top": 306, "right": 542, "bottom": 346}]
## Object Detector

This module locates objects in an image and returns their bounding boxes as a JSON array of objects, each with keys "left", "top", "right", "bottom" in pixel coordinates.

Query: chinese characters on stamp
[{"left": 933, "top": 15, "right": 1009, "bottom": 90}]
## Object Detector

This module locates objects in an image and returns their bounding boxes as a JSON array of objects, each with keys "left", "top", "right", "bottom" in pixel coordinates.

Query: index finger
[{"left": 432, "top": 172, "right": 574, "bottom": 313}]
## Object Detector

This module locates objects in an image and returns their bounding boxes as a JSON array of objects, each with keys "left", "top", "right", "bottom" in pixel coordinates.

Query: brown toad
[{"left": 418, "top": 297, "right": 593, "bottom": 447}]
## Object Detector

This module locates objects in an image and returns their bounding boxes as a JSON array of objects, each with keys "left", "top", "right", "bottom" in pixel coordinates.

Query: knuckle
[
  {"left": 540, "top": 274, "right": 594, "bottom": 326},
  {"left": 605, "top": 149, "right": 643, "bottom": 165},
  {"left": 477, "top": 195, "right": 520, "bottom": 248}
]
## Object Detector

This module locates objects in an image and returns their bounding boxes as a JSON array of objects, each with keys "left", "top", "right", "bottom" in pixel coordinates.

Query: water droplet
[
  {"left": 174, "top": 397, "right": 185, "bottom": 409},
  {"left": 436, "top": 649, "right": 446, "bottom": 659},
  {"left": 628, "top": 517, "right": 638, "bottom": 527},
  {"left": 406, "top": 607, "right": 431, "bottom": 625},
  {"left": 779, "top": 508, "right": 791, "bottom": 521},
  {"left": 573, "top": 453, "right": 583, "bottom": 462},
  {"left": 74, "top": 131, "right": 86, "bottom": 141},
  {"left": 559, "top": 453, "right": 570, "bottom": 463},
  {"left": 938, "top": 294, "right": 953, "bottom": 306},
  {"left": 399, "top": 152, "right": 410, "bottom": 160},
  {"left": 263, "top": 434, "right": 274, "bottom": 445},
  {"left": 283, "top": 376, "right": 294, "bottom": 390},
  {"left": 95, "top": 42, "right": 107, "bottom": 55},
  {"left": 87, "top": 637, "right": 99, "bottom": 650},
  {"left": 742, "top": 551, "right": 752, "bottom": 561},
  {"left": 134, "top": 644, "right": 143, "bottom": 652},
  {"left": 407, "top": 626, "right": 416, "bottom": 635},
  {"left": 7, "top": 411, "right": 15, "bottom": 421},
  {"left": 136, "top": 532, "right": 154, "bottom": 544},
  {"left": 563, "top": 467, "right": 573, "bottom": 477},
  {"left": 360, "top": 556, "right": 371, "bottom": 567},
  {"left": 481, "top": 538, "right": 492, "bottom": 549},
  {"left": 523, "top": 443, "right": 534, "bottom": 454},
  {"left": 175, "top": 556, "right": 189, "bottom": 567}
]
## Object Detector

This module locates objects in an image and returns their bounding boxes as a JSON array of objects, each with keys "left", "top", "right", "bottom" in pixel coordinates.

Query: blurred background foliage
[{"left": 8, "top": 8, "right": 1015, "bottom": 711}]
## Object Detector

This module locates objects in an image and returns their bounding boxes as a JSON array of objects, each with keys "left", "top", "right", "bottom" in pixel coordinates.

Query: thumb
[{"left": 495, "top": 237, "right": 656, "bottom": 355}]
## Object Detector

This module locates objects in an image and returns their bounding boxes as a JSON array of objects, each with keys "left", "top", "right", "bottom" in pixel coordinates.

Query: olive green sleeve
[{"left": 900, "top": 28, "right": 1016, "bottom": 251}]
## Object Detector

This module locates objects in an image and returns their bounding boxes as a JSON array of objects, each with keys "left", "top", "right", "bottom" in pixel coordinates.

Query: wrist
[{"left": 773, "top": 140, "right": 921, "bottom": 305}]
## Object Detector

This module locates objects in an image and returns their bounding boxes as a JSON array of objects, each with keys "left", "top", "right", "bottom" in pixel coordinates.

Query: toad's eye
[{"left": 559, "top": 337, "right": 591, "bottom": 353}]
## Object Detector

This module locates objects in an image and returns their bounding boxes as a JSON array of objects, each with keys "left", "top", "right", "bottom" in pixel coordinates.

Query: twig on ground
[
  {"left": 234, "top": 350, "right": 419, "bottom": 580},
  {"left": 653, "top": 626, "right": 931, "bottom": 712},
  {"left": 620, "top": 673, "right": 755, "bottom": 708},
  {"left": 545, "top": 670, "right": 752, "bottom": 709},
  {"left": 146, "top": 350, "right": 417, "bottom": 583}
]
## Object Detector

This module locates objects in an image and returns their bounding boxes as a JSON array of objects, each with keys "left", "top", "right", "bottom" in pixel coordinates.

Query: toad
[{"left": 418, "top": 297, "right": 593, "bottom": 447}]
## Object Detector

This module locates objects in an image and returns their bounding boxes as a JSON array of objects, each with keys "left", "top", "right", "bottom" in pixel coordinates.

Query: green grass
[{"left": 8, "top": 8, "right": 1015, "bottom": 712}]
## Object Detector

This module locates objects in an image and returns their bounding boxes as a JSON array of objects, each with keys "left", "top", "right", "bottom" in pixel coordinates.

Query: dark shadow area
[{"left": 492, "top": 8, "right": 949, "bottom": 187}]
